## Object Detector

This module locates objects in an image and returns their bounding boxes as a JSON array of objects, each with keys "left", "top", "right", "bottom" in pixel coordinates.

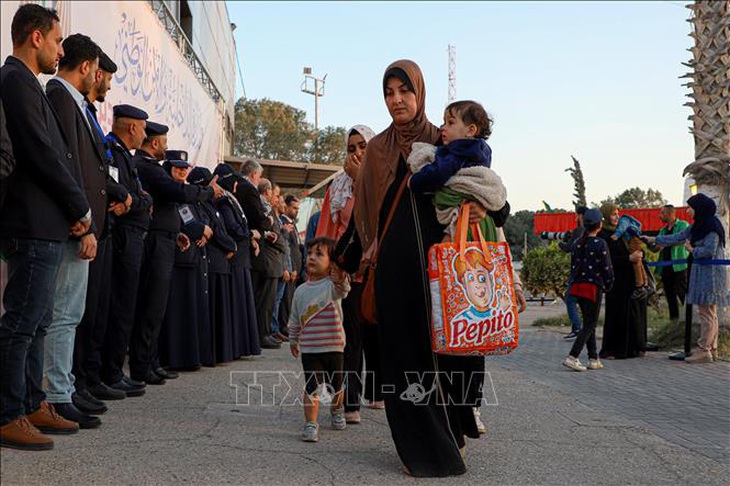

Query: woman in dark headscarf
[
  {"left": 158, "top": 161, "right": 210, "bottom": 371},
  {"left": 213, "top": 163, "right": 261, "bottom": 359},
  {"left": 647, "top": 193, "right": 729, "bottom": 362},
  {"left": 188, "top": 167, "right": 238, "bottom": 365},
  {"left": 346, "top": 60, "right": 488, "bottom": 477},
  {"left": 598, "top": 203, "right": 647, "bottom": 359}
]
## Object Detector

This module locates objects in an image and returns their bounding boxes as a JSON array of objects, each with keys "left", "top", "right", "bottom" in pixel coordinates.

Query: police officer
[
  {"left": 98, "top": 104, "right": 152, "bottom": 398},
  {"left": 131, "top": 144, "right": 222, "bottom": 384}
]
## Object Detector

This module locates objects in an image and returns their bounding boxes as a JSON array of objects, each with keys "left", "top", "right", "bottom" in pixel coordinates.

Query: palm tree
[
  {"left": 682, "top": 1, "right": 730, "bottom": 233},
  {"left": 682, "top": 0, "right": 730, "bottom": 325}
]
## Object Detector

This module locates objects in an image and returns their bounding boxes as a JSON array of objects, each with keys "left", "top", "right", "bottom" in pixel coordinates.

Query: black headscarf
[{"left": 687, "top": 193, "right": 726, "bottom": 247}]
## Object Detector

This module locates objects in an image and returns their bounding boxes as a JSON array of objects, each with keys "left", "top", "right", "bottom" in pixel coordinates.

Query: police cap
[
  {"left": 145, "top": 121, "right": 169, "bottom": 137},
  {"left": 188, "top": 167, "right": 213, "bottom": 185},
  {"left": 165, "top": 150, "right": 190, "bottom": 168},
  {"left": 113, "top": 104, "right": 148, "bottom": 120}
]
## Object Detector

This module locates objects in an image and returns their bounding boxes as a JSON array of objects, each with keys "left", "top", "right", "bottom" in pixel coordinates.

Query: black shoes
[
  {"left": 154, "top": 367, "right": 179, "bottom": 380},
  {"left": 88, "top": 382, "right": 126, "bottom": 401},
  {"left": 72, "top": 390, "right": 108, "bottom": 415},
  {"left": 143, "top": 371, "right": 166, "bottom": 385},
  {"left": 108, "top": 376, "right": 146, "bottom": 397},
  {"left": 563, "top": 331, "right": 580, "bottom": 340},
  {"left": 53, "top": 403, "right": 102, "bottom": 429},
  {"left": 260, "top": 336, "right": 282, "bottom": 349}
]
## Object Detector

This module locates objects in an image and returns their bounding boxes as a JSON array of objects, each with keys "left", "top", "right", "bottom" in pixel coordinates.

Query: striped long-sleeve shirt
[{"left": 288, "top": 277, "right": 350, "bottom": 353}]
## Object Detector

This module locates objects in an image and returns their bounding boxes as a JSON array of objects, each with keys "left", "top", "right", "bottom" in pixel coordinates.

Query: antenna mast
[{"left": 448, "top": 44, "right": 456, "bottom": 102}]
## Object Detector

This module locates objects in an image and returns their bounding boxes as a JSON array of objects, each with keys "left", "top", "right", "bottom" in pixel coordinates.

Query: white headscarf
[{"left": 329, "top": 124, "right": 376, "bottom": 221}]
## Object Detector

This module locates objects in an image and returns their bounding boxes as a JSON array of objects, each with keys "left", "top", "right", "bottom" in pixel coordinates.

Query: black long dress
[
  {"left": 598, "top": 229, "right": 647, "bottom": 359},
  {"left": 159, "top": 203, "right": 209, "bottom": 370},
  {"left": 375, "top": 159, "right": 477, "bottom": 477},
  {"left": 216, "top": 195, "right": 261, "bottom": 358}
]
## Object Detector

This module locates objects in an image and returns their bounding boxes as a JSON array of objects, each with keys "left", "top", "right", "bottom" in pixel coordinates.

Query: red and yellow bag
[{"left": 428, "top": 205, "right": 519, "bottom": 356}]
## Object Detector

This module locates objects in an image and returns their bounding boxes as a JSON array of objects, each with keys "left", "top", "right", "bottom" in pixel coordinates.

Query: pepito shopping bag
[{"left": 428, "top": 205, "right": 519, "bottom": 356}]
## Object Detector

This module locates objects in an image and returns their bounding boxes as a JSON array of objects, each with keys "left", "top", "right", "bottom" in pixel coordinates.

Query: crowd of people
[
  {"left": 0, "top": 4, "right": 316, "bottom": 452},
  {"left": 1, "top": 3, "right": 727, "bottom": 479},
  {"left": 559, "top": 200, "right": 728, "bottom": 371}
]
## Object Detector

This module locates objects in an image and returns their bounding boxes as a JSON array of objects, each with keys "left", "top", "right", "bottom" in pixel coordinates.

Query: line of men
[{"left": 0, "top": 4, "right": 304, "bottom": 452}]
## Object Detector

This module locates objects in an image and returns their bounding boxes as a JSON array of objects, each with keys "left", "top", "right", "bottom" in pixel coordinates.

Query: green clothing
[
  {"left": 433, "top": 187, "right": 498, "bottom": 242},
  {"left": 657, "top": 219, "right": 690, "bottom": 272}
]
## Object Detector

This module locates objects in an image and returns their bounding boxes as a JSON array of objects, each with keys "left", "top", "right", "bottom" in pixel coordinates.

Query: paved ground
[{"left": 1, "top": 303, "right": 728, "bottom": 485}]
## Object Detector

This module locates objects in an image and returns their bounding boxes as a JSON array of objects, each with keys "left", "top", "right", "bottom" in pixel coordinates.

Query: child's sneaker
[
  {"left": 587, "top": 359, "right": 604, "bottom": 370},
  {"left": 562, "top": 355, "right": 587, "bottom": 372},
  {"left": 301, "top": 421, "right": 319, "bottom": 442},
  {"left": 331, "top": 408, "right": 346, "bottom": 430},
  {"left": 630, "top": 287, "right": 648, "bottom": 300},
  {"left": 473, "top": 407, "right": 487, "bottom": 434}
]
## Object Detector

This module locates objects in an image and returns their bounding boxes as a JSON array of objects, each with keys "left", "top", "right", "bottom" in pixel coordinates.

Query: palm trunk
[{"left": 682, "top": 0, "right": 730, "bottom": 326}]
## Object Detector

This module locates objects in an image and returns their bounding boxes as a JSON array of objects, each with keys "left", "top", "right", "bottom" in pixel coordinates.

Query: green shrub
[
  {"left": 532, "top": 314, "right": 572, "bottom": 328},
  {"left": 521, "top": 243, "right": 570, "bottom": 301}
]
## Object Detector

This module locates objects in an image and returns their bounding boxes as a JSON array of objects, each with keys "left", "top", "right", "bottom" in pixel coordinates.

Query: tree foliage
[
  {"left": 520, "top": 243, "right": 570, "bottom": 300},
  {"left": 503, "top": 210, "right": 543, "bottom": 261},
  {"left": 565, "top": 155, "right": 587, "bottom": 209},
  {"left": 598, "top": 187, "right": 667, "bottom": 209},
  {"left": 233, "top": 98, "right": 346, "bottom": 165}
]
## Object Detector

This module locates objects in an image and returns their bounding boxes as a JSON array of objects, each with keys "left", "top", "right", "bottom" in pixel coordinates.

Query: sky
[{"left": 227, "top": 1, "right": 695, "bottom": 211}]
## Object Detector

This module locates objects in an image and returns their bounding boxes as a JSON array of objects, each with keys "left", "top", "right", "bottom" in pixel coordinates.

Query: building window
[{"left": 180, "top": 0, "right": 193, "bottom": 43}]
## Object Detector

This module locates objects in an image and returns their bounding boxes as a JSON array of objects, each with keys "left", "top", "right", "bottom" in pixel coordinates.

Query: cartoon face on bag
[{"left": 454, "top": 249, "right": 495, "bottom": 312}]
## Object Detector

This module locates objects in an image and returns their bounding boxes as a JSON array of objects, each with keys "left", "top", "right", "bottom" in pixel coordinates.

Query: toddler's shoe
[
  {"left": 587, "top": 359, "right": 604, "bottom": 370},
  {"left": 301, "top": 421, "right": 319, "bottom": 442},
  {"left": 562, "top": 356, "right": 587, "bottom": 372},
  {"left": 331, "top": 408, "right": 346, "bottom": 430}
]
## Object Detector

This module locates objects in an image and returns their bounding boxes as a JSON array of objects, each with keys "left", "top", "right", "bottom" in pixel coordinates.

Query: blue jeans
[
  {"left": 565, "top": 286, "right": 581, "bottom": 333},
  {"left": 0, "top": 238, "right": 64, "bottom": 424},
  {"left": 44, "top": 241, "right": 89, "bottom": 403},
  {"left": 270, "top": 278, "right": 287, "bottom": 334}
]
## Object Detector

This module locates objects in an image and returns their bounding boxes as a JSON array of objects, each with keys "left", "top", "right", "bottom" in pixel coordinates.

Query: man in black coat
[
  {"left": 0, "top": 4, "right": 91, "bottom": 449},
  {"left": 43, "top": 33, "right": 105, "bottom": 429},
  {"left": 235, "top": 160, "right": 283, "bottom": 349},
  {"left": 131, "top": 143, "right": 220, "bottom": 384},
  {"left": 99, "top": 104, "right": 151, "bottom": 398},
  {"left": 71, "top": 49, "right": 131, "bottom": 415},
  {"left": 250, "top": 179, "right": 287, "bottom": 349},
  {"left": 278, "top": 195, "right": 303, "bottom": 335}
]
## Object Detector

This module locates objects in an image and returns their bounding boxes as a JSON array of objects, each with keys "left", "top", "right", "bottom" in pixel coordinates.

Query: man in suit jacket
[
  {"left": 250, "top": 178, "right": 287, "bottom": 349},
  {"left": 44, "top": 33, "right": 104, "bottom": 430},
  {"left": 0, "top": 4, "right": 90, "bottom": 450},
  {"left": 69, "top": 48, "right": 130, "bottom": 416},
  {"left": 278, "top": 195, "right": 303, "bottom": 335}
]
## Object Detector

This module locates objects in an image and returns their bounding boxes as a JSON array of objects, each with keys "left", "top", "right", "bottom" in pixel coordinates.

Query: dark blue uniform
[
  {"left": 130, "top": 150, "right": 214, "bottom": 381},
  {"left": 72, "top": 101, "right": 130, "bottom": 395},
  {"left": 101, "top": 133, "right": 152, "bottom": 386}
]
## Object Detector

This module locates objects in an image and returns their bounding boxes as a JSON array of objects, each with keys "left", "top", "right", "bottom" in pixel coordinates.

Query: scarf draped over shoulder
[{"left": 353, "top": 59, "right": 441, "bottom": 250}]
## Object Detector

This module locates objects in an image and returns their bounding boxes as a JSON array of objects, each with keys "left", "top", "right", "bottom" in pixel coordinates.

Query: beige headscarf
[
  {"left": 353, "top": 60, "right": 440, "bottom": 249},
  {"left": 600, "top": 202, "right": 619, "bottom": 232}
]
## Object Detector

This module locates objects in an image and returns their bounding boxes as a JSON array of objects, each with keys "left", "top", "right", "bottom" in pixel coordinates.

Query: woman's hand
[
  {"left": 515, "top": 288, "right": 527, "bottom": 313},
  {"left": 628, "top": 250, "right": 643, "bottom": 263},
  {"left": 344, "top": 152, "right": 362, "bottom": 180},
  {"left": 684, "top": 240, "right": 693, "bottom": 253},
  {"left": 468, "top": 201, "right": 487, "bottom": 224}
]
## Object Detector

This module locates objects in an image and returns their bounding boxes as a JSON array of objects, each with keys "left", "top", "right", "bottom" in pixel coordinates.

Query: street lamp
[{"left": 300, "top": 67, "right": 327, "bottom": 132}]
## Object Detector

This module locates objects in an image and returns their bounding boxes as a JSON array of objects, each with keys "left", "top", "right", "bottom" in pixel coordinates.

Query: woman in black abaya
[{"left": 350, "top": 60, "right": 487, "bottom": 477}]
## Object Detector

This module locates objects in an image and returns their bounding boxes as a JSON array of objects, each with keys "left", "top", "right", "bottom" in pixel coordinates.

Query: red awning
[{"left": 534, "top": 207, "right": 692, "bottom": 234}]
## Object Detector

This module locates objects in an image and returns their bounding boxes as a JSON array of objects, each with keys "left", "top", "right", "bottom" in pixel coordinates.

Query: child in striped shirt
[{"left": 289, "top": 237, "right": 350, "bottom": 442}]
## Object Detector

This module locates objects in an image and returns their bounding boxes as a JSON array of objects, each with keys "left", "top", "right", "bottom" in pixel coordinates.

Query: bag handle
[
  {"left": 370, "top": 175, "right": 410, "bottom": 267},
  {"left": 456, "top": 203, "right": 491, "bottom": 261}
]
